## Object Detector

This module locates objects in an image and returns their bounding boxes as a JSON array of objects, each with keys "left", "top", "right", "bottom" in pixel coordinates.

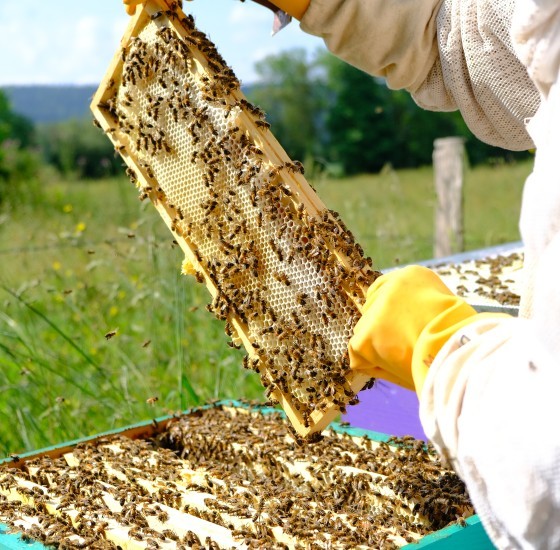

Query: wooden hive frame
[
  {"left": 0, "top": 402, "right": 493, "bottom": 549},
  {"left": 90, "top": 0, "right": 379, "bottom": 438}
]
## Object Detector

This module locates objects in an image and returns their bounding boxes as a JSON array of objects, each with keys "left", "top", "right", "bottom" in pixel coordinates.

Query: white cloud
[
  {"left": 112, "top": 15, "right": 130, "bottom": 44},
  {"left": 0, "top": 0, "right": 324, "bottom": 87},
  {"left": 0, "top": 1, "right": 127, "bottom": 85},
  {"left": 75, "top": 16, "right": 99, "bottom": 54},
  {"left": 0, "top": 17, "right": 51, "bottom": 84},
  {"left": 251, "top": 45, "right": 278, "bottom": 65},
  {"left": 229, "top": 3, "right": 270, "bottom": 25}
]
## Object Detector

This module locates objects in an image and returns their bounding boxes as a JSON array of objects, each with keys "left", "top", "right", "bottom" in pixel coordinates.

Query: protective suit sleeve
[
  {"left": 421, "top": 3, "right": 560, "bottom": 542},
  {"left": 300, "top": 0, "right": 442, "bottom": 95},
  {"left": 300, "top": 0, "right": 540, "bottom": 150}
]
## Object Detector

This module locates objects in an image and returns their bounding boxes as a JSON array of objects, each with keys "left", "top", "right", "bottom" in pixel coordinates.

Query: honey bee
[
  {"left": 157, "top": 510, "right": 169, "bottom": 522},
  {"left": 284, "top": 160, "right": 305, "bottom": 174},
  {"left": 273, "top": 272, "right": 291, "bottom": 286},
  {"left": 255, "top": 211, "right": 264, "bottom": 228},
  {"left": 280, "top": 184, "right": 293, "bottom": 197},
  {"left": 248, "top": 145, "right": 263, "bottom": 156}
]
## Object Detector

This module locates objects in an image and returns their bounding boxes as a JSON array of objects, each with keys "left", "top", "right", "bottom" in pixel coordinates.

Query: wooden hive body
[{"left": 90, "top": 0, "right": 379, "bottom": 437}]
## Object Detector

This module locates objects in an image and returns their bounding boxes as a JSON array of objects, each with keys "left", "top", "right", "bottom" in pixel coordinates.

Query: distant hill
[
  {"left": 0, "top": 84, "right": 255, "bottom": 124},
  {"left": 2, "top": 85, "right": 98, "bottom": 124},
  {"left": 2, "top": 84, "right": 258, "bottom": 125}
]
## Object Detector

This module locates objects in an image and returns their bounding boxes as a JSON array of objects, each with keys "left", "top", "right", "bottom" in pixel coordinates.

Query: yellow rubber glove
[
  {"left": 262, "top": 0, "right": 310, "bottom": 19},
  {"left": 123, "top": 0, "right": 309, "bottom": 21},
  {"left": 349, "top": 265, "right": 492, "bottom": 395},
  {"left": 123, "top": 0, "right": 144, "bottom": 15}
]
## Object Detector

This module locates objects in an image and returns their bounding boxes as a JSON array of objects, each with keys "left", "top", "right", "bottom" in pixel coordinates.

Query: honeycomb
[
  {"left": 90, "top": 0, "right": 379, "bottom": 437},
  {"left": 433, "top": 250, "right": 523, "bottom": 311},
  {"left": 0, "top": 404, "right": 474, "bottom": 549}
]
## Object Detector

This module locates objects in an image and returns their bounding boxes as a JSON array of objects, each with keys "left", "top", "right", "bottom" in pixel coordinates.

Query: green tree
[
  {"left": 318, "top": 54, "right": 399, "bottom": 174},
  {"left": 0, "top": 91, "right": 35, "bottom": 147},
  {"left": 248, "top": 49, "right": 325, "bottom": 162},
  {"left": 392, "top": 91, "right": 530, "bottom": 167},
  {"left": 318, "top": 54, "right": 476, "bottom": 172},
  {"left": 0, "top": 90, "right": 40, "bottom": 207},
  {"left": 251, "top": 50, "right": 530, "bottom": 175},
  {"left": 38, "top": 119, "right": 122, "bottom": 179}
]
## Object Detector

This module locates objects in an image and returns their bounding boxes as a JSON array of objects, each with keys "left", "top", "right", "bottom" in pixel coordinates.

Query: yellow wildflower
[{"left": 181, "top": 258, "right": 196, "bottom": 276}]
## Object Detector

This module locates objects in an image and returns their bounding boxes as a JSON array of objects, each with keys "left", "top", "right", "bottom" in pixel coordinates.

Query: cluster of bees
[
  {"left": 92, "top": 0, "right": 380, "bottom": 435},
  {"left": 435, "top": 251, "right": 522, "bottom": 307},
  {"left": 0, "top": 405, "right": 473, "bottom": 548}
]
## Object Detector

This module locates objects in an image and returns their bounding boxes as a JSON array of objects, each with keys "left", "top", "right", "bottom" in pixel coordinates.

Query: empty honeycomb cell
[{"left": 91, "top": 0, "right": 380, "bottom": 437}]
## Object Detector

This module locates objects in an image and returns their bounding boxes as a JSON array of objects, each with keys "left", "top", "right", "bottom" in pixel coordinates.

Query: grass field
[{"left": 0, "top": 159, "right": 531, "bottom": 455}]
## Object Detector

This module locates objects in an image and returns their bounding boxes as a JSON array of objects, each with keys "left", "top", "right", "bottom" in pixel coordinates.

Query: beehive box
[
  {"left": 0, "top": 402, "right": 493, "bottom": 549},
  {"left": 431, "top": 247, "right": 523, "bottom": 315},
  {"left": 91, "top": 0, "right": 379, "bottom": 439}
]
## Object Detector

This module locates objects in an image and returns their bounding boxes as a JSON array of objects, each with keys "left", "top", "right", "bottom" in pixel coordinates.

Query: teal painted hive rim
[{"left": 0, "top": 399, "right": 493, "bottom": 549}]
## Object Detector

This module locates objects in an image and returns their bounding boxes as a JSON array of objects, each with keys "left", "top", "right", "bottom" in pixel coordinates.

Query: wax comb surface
[{"left": 91, "top": 0, "right": 379, "bottom": 437}]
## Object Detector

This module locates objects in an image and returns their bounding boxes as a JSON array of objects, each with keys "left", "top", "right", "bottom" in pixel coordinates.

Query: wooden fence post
[{"left": 433, "top": 137, "right": 465, "bottom": 258}]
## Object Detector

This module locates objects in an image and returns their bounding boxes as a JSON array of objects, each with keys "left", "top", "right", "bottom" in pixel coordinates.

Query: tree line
[
  {"left": 1, "top": 48, "right": 528, "bottom": 206},
  {"left": 249, "top": 49, "right": 529, "bottom": 175}
]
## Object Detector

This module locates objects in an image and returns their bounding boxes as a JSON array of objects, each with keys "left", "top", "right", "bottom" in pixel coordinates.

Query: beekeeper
[{"left": 123, "top": 0, "right": 560, "bottom": 547}]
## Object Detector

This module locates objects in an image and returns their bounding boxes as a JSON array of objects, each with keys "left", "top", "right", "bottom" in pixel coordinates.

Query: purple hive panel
[{"left": 344, "top": 380, "right": 428, "bottom": 440}]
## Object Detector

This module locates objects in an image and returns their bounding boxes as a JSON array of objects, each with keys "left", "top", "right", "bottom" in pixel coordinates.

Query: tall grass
[
  {"left": 0, "top": 160, "right": 531, "bottom": 454},
  {"left": 314, "top": 161, "right": 529, "bottom": 268},
  {"left": 0, "top": 177, "right": 261, "bottom": 454}
]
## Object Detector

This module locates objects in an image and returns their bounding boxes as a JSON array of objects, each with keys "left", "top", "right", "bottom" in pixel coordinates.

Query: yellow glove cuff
[
  {"left": 269, "top": 0, "right": 310, "bottom": 19},
  {"left": 123, "top": 0, "right": 143, "bottom": 16},
  {"left": 412, "top": 310, "right": 511, "bottom": 395}
]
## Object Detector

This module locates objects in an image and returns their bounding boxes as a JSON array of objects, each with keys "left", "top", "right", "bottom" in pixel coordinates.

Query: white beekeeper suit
[{"left": 299, "top": 0, "right": 560, "bottom": 548}]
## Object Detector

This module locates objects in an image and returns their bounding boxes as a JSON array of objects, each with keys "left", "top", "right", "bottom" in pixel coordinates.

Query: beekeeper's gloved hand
[
  {"left": 251, "top": 0, "right": 310, "bottom": 20},
  {"left": 122, "top": 0, "right": 309, "bottom": 19},
  {"left": 123, "top": 0, "right": 143, "bottom": 15},
  {"left": 349, "top": 266, "right": 500, "bottom": 395}
]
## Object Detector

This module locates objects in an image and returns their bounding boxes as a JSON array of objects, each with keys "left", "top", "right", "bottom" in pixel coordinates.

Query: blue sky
[{"left": 0, "top": 0, "right": 326, "bottom": 86}]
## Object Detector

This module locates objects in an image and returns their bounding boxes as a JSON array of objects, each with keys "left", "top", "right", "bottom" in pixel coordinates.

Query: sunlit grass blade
[
  {"left": 1, "top": 285, "right": 102, "bottom": 370},
  {"left": 180, "top": 372, "right": 200, "bottom": 408}
]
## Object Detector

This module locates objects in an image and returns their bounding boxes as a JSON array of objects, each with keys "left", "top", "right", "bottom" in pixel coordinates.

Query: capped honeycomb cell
[{"left": 91, "top": 0, "right": 380, "bottom": 437}]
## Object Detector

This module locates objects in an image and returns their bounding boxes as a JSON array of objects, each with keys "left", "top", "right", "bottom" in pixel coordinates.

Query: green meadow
[{"left": 0, "top": 159, "right": 531, "bottom": 455}]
